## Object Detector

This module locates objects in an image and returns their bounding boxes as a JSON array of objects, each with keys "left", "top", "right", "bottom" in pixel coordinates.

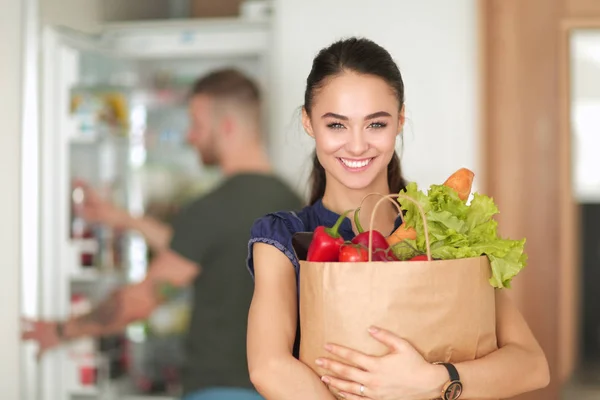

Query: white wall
[
  {"left": 270, "top": 0, "right": 480, "bottom": 197},
  {"left": 572, "top": 31, "right": 600, "bottom": 201},
  {"left": 0, "top": 0, "right": 22, "bottom": 397}
]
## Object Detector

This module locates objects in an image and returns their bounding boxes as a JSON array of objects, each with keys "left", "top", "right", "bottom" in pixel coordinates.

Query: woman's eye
[
  {"left": 369, "top": 121, "right": 387, "bottom": 129},
  {"left": 327, "top": 122, "right": 345, "bottom": 130}
]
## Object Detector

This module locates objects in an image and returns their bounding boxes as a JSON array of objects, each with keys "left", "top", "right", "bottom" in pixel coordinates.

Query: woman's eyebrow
[
  {"left": 365, "top": 111, "right": 392, "bottom": 120},
  {"left": 321, "top": 111, "right": 392, "bottom": 120},
  {"left": 321, "top": 112, "right": 348, "bottom": 120}
]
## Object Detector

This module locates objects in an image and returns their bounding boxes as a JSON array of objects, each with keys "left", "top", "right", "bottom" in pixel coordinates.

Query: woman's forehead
[{"left": 311, "top": 72, "right": 399, "bottom": 116}]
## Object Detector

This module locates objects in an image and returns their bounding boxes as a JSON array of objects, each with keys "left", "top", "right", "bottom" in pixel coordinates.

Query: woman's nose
[{"left": 345, "top": 129, "right": 369, "bottom": 155}]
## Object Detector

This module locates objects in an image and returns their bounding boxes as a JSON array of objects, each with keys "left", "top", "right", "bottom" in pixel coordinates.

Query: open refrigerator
[{"left": 32, "top": 16, "right": 272, "bottom": 400}]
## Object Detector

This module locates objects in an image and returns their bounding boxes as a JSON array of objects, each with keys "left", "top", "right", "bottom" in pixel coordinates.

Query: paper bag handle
[
  {"left": 367, "top": 194, "right": 432, "bottom": 262},
  {"left": 357, "top": 192, "right": 404, "bottom": 224}
]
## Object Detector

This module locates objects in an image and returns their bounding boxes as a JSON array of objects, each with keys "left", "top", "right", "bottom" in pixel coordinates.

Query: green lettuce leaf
[
  {"left": 465, "top": 193, "right": 499, "bottom": 232},
  {"left": 390, "top": 239, "right": 420, "bottom": 261},
  {"left": 391, "top": 182, "right": 527, "bottom": 289}
]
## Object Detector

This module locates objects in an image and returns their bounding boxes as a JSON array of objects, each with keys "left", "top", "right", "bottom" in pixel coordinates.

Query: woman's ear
[
  {"left": 302, "top": 107, "right": 315, "bottom": 138},
  {"left": 398, "top": 105, "right": 406, "bottom": 134}
]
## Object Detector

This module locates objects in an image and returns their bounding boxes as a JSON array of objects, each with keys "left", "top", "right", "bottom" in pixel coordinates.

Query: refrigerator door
[{"left": 39, "top": 26, "right": 138, "bottom": 400}]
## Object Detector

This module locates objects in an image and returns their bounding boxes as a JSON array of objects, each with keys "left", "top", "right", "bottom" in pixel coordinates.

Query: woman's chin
[{"left": 338, "top": 174, "right": 386, "bottom": 193}]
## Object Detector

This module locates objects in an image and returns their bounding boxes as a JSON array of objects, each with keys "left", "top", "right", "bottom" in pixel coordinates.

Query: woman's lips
[{"left": 338, "top": 157, "right": 375, "bottom": 172}]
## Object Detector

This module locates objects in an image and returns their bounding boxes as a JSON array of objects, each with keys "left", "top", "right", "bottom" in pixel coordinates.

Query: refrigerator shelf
[
  {"left": 69, "top": 134, "right": 100, "bottom": 145},
  {"left": 69, "top": 269, "right": 125, "bottom": 283},
  {"left": 69, "top": 130, "right": 130, "bottom": 145},
  {"left": 69, "top": 385, "right": 98, "bottom": 396}
]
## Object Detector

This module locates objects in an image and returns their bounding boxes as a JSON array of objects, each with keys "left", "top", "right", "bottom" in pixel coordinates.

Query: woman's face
[{"left": 303, "top": 71, "right": 404, "bottom": 192}]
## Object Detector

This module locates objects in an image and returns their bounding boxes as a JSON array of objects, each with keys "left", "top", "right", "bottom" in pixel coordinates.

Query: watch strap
[
  {"left": 56, "top": 321, "right": 65, "bottom": 341},
  {"left": 438, "top": 362, "right": 460, "bottom": 382}
]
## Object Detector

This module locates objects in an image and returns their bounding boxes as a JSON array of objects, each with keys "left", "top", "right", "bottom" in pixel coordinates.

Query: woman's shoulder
[
  {"left": 250, "top": 203, "right": 322, "bottom": 239},
  {"left": 247, "top": 204, "right": 320, "bottom": 278}
]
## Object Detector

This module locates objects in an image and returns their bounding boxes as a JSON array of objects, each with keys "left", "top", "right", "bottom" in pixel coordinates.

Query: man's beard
[{"left": 198, "top": 142, "right": 218, "bottom": 166}]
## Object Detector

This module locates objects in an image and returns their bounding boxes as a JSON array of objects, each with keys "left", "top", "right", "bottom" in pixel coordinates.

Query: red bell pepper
[
  {"left": 307, "top": 210, "right": 351, "bottom": 262},
  {"left": 339, "top": 243, "right": 369, "bottom": 262},
  {"left": 351, "top": 208, "right": 398, "bottom": 261},
  {"left": 409, "top": 254, "right": 429, "bottom": 261}
]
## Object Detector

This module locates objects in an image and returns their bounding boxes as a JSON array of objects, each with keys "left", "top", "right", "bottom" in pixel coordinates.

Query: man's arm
[
  {"left": 77, "top": 182, "right": 173, "bottom": 251},
  {"left": 61, "top": 250, "right": 198, "bottom": 341},
  {"left": 121, "top": 214, "right": 173, "bottom": 252}
]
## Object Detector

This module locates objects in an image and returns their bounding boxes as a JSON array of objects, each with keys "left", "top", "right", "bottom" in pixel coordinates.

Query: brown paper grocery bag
[
  {"left": 297, "top": 193, "right": 499, "bottom": 398},
  {"left": 299, "top": 255, "right": 497, "bottom": 364}
]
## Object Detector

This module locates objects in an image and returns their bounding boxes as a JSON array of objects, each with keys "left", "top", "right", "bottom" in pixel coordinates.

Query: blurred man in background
[{"left": 22, "top": 69, "right": 304, "bottom": 400}]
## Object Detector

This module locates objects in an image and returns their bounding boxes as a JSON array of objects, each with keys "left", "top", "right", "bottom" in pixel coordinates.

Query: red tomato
[
  {"left": 339, "top": 244, "right": 369, "bottom": 262},
  {"left": 409, "top": 254, "right": 429, "bottom": 261}
]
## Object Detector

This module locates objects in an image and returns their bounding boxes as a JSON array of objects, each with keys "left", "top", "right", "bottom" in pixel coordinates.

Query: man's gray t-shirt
[{"left": 169, "top": 173, "right": 304, "bottom": 396}]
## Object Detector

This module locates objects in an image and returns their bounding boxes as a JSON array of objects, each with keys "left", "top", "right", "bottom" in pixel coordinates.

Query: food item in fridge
[{"left": 70, "top": 181, "right": 98, "bottom": 269}]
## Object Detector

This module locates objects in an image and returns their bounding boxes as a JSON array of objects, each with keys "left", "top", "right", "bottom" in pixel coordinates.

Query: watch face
[{"left": 444, "top": 381, "right": 463, "bottom": 400}]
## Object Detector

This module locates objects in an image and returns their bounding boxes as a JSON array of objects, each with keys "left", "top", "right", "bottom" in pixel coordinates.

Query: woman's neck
[{"left": 321, "top": 175, "right": 399, "bottom": 235}]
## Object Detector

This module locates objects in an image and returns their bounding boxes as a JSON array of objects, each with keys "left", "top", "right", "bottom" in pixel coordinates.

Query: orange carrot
[
  {"left": 443, "top": 168, "right": 474, "bottom": 201},
  {"left": 386, "top": 223, "right": 417, "bottom": 246}
]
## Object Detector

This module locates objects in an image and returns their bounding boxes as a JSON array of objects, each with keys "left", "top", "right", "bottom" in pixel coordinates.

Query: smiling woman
[
  {"left": 245, "top": 37, "right": 549, "bottom": 400},
  {"left": 302, "top": 39, "right": 407, "bottom": 208},
  {"left": 303, "top": 69, "right": 402, "bottom": 208}
]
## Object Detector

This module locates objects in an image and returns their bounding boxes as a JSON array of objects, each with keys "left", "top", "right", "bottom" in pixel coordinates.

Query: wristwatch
[
  {"left": 434, "top": 362, "right": 463, "bottom": 400},
  {"left": 55, "top": 321, "right": 65, "bottom": 341}
]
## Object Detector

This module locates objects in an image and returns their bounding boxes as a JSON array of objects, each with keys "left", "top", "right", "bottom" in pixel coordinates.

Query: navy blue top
[{"left": 246, "top": 199, "right": 403, "bottom": 280}]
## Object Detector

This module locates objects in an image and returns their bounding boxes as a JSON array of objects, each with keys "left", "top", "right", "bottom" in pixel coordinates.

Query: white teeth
[{"left": 340, "top": 158, "right": 372, "bottom": 169}]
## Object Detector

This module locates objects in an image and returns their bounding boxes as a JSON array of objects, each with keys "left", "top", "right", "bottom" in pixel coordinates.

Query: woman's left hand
[{"left": 316, "top": 326, "right": 446, "bottom": 400}]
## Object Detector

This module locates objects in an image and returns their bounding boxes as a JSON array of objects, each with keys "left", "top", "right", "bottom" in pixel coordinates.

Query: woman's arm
[
  {"left": 448, "top": 289, "right": 550, "bottom": 398},
  {"left": 247, "top": 243, "right": 336, "bottom": 400}
]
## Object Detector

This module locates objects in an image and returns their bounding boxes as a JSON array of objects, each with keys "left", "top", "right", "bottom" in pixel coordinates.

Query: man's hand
[
  {"left": 21, "top": 318, "right": 62, "bottom": 361},
  {"left": 75, "top": 180, "right": 172, "bottom": 250},
  {"left": 76, "top": 180, "right": 130, "bottom": 230},
  {"left": 22, "top": 250, "right": 199, "bottom": 361}
]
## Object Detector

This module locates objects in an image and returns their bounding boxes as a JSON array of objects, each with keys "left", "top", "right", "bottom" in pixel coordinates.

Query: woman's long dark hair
[{"left": 305, "top": 38, "right": 407, "bottom": 205}]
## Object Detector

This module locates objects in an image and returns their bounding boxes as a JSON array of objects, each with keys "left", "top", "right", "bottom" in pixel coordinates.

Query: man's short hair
[{"left": 190, "top": 68, "right": 261, "bottom": 110}]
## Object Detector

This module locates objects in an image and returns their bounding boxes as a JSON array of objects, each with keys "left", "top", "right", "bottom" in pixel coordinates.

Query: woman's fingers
[
  {"left": 324, "top": 343, "right": 376, "bottom": 371},
  {"left": 316, "top": 357, "right": 370, "bottom": 383},
  {"left": 368, "top": 326, "right": 411, "bottom": 353},
  {"left": 338, "top": 392, "right": 374, "bottom": 400},
  {"left": 321, "top": 375, "right": 372, "bottom": 399}
]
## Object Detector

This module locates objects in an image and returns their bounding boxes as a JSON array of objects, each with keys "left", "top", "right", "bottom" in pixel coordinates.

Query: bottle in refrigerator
[
  {"left": 69, "top": 293, "right": 97, "bottom": 387},
  {"left": 71, "top": 181, "right": 99, "bottom": 269}
]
